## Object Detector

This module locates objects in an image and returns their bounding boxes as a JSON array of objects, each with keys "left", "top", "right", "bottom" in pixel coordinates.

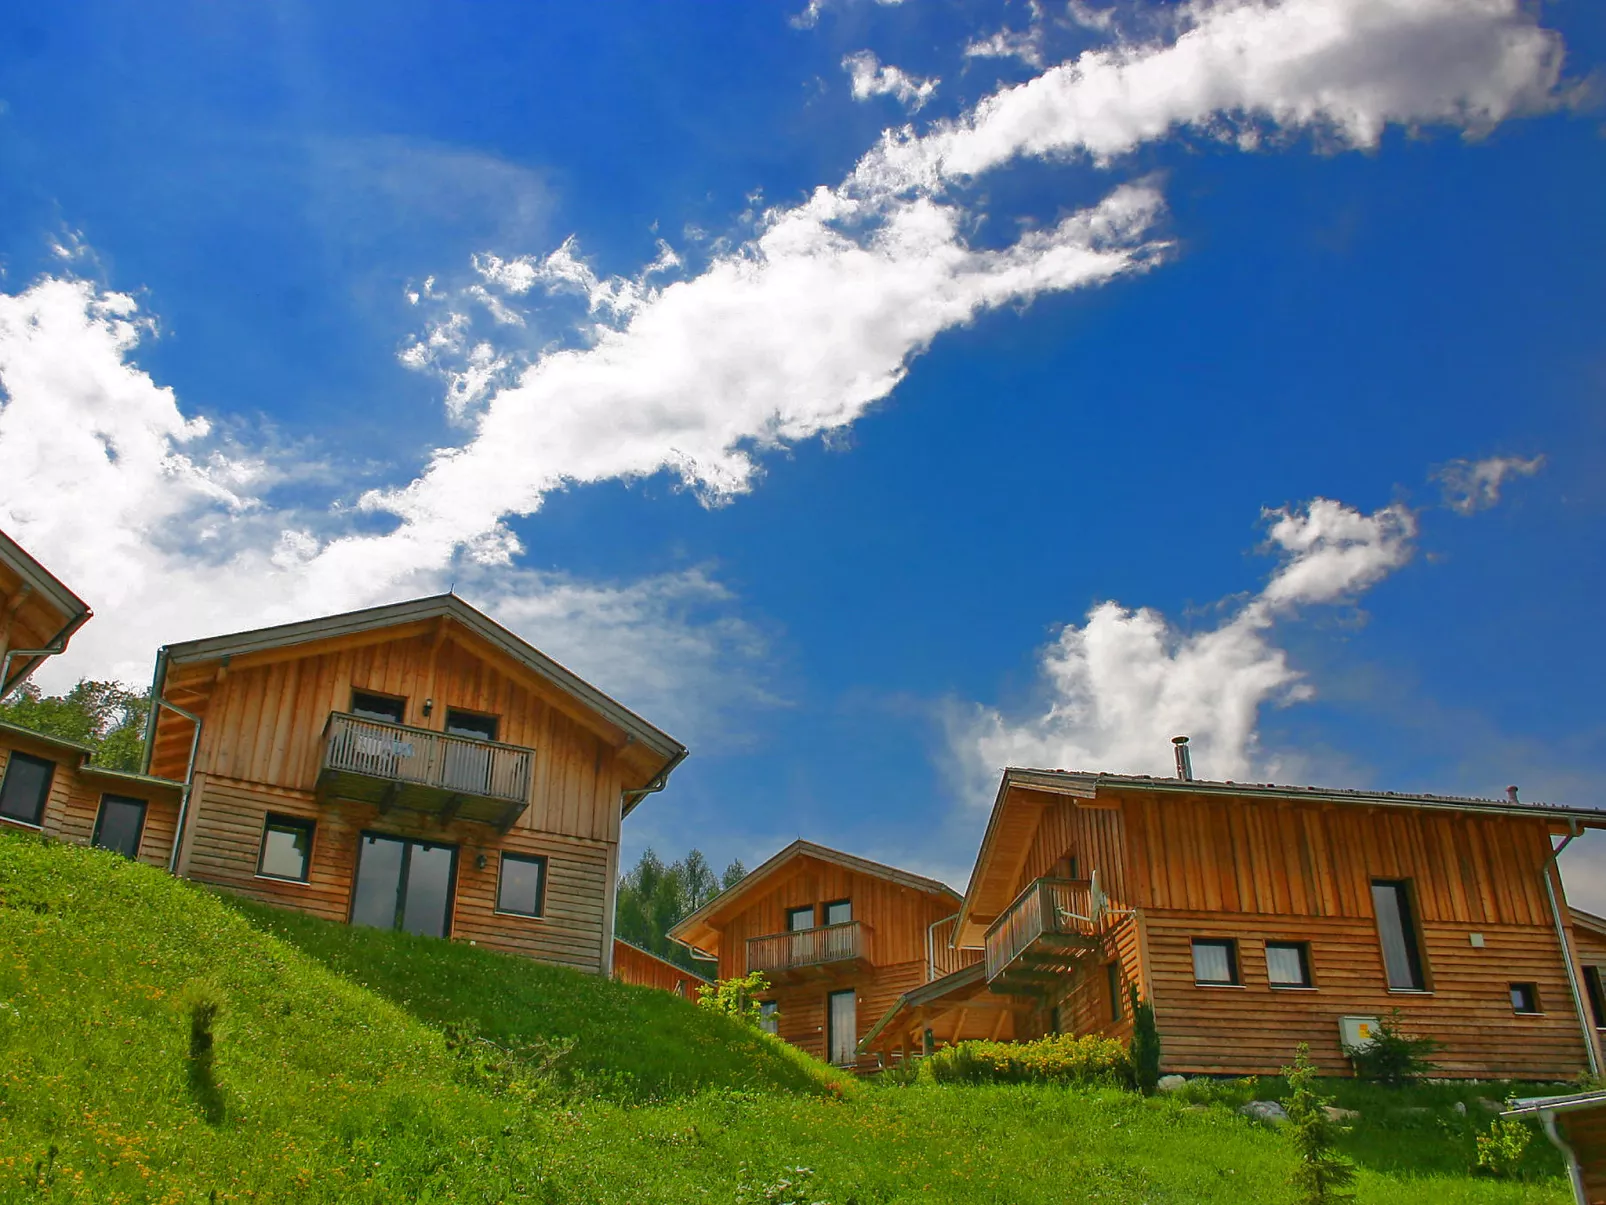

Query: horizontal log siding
[
  {"left": 611, "top": 941, "right": 704, "bottom": 996},
  {"left": 1143, "top": 909, "right": 1590, "bottom": 1078},
  {"left": 0, "top": 737, "right": 180, "bottom": 869},
  {"left": 184, "top": 774, "right": 611, "bottom": 972},
  {"left": 765, "top": 960, "right": 927, "bottom": 1072},
  {"left": 0, "top": 739, "right": 76, "bottom": 841}
]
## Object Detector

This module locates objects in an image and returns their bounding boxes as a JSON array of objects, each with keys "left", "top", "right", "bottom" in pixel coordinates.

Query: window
[
  {"left": 824, "top": 899, "right": 852, "bottom": 926},
  {"left": 445, "top": 709, "right": 499, "bottom": 741},
  {"left": 1509, "top": 983, "right": 1541, "bottom": 1015},
  {"left": 0, "top": 752, "right": 54, "bottom": 827},
  {"left": 1371, "top": 880, "right": 1427, "bottom": 991},
  {"left": 495, "top": 852, "right": 546, "bottom": 917},
  {"left": 759, "top": 1000, "right": 779, "bottom": 1035},
  {"left": 92, "top": 794, "right": 147, "bottom": 859},
  {"left": 351, "top": 833, "right": 458, "bottom": 937},
  {"left": 827, "top": 989, "right": 857, "bottom": 1065},
  {"left": 787, "top": 905, "right": 815, "bottom": 932},
  {"left": 1266, "top": 941, "right": 1314, "bottom": 988},
  {"left": 257, "top": 815, "right": 315, "bottom": 881},
  {"left": 1191, "top": 939, "right": 1240, "bottom": 986},
  {"left": 1585, "top": 966, "right": 1606, "bottom": 1030},
  {"left": 1106, "top": 962, "right": 1123, "bottom": 1021},
  {"left": 350, "top": 690, "right": 406, "bottom": 724}
]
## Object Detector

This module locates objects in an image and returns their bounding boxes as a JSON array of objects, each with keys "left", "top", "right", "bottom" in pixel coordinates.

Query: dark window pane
[
  {"left": 0, "top": 753, "right": 54, "bottom": 826},
  {"left": 759, "top": 1000, "right": 779, "bottom": 1035},
  {"left": 401, "top": 843, "right": 455, "bottom": 937},
  {"left": 351, "top": 835, "right": 406, "bottom": 929},
  {"left": 828, "top": 989, "right": 857, "bottom": 1064},
  {"left": 93, "top": 795, "right": 146, "bottom": 858},
  {"left": 445, "top": 710, "right": 498, "bottom": 741},
  {"left": 1509, "top": 983, "right": 1540, "bottom": 1014},
  {"left": 1586, "top": 967, "right": 1606, "bottom": 1029},
  {"left": 1372, "top": 881, "right": 1425, "bottom": 990},
  {"left": 350, "top": 691, "right": 405, "bottom": 723},
  {"left": 1192, "top": 939, "right": 1237, "bottom": 985},
  {"left": 787, "top": 906, "right": 814, "bottom": 932},
  {"left": 497, "top": 854, "right": 545, "bottom": 916},
  {"left": 258, "top": 817, "right": 314, "bottom": 881},
  {"left": 824, "top": 899, "right": 851, "bottom": 926},
  {"left": 1267, "top": 942, "right": 1312, "bottom": 987},
  {"left": 1107, "top": 962, "right": 1122, "bottom": 1020}
]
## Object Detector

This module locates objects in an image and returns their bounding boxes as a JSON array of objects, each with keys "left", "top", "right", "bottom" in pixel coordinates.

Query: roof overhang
[{"left": 0, "top": 529, "right": 92, "bottom": 696}]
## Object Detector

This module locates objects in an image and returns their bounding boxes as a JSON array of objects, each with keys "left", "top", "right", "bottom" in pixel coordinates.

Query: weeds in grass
[{"left": 1475, "top": 1119, "right": 1533, "bottom": 1178}]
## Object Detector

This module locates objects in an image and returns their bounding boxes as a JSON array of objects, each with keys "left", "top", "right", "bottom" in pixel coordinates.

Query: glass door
[
  {"left": 827, "top": 989, "right": 857, "bottom": 1066},
  {"left": 351, "top": 833, "right": 458, "bottom": 937}
]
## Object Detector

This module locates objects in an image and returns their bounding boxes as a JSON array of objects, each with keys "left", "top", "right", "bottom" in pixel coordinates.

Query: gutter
[
  {"left": 0, "top": 607, "right": 94, "bottom": 699},
  {"left": 621, "top": 747, "right": 689, "bottom": 818},
  {"left": 1541, "top": 820, "right": 1601, "bottom": 1078}
]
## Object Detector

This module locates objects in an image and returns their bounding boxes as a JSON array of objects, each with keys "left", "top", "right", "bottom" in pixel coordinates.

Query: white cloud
[
  {"left": 1434, "top": 453, "right": 1545, "bottom": 515},
  {"left": 791, "top": 0, "right": 905, "bottom": 32},
  {"left": 843, "top": 51, "right": 938, "bottom": 112},
  {"left": 964, "top": 26, "right": 1046, "bottom": 70},
  {"left": 950, "top": 499, "right": 1416, "bottom": 801}
]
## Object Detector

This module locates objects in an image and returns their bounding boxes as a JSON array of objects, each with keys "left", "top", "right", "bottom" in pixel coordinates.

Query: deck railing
[
  {"left": 321, "top": 712, "right": 534, "bottom": 806},
  {"left": 746, "top": 920, "right": 868, "bottom": 975},
  {"left": 983, "top": 877, "right": 1104, "bottom": 982}
]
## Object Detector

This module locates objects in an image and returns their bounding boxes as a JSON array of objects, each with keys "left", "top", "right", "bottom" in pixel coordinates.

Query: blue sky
[{"left": 1, "top": 0, "right": 1604, "bottom": 905}]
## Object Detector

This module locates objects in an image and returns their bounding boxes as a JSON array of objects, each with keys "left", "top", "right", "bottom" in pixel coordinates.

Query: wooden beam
[
  {"left": 438, "top": 793, "right": 464, "bottom": 826},
  {"left": 951, "top": 1008, "right": 969, "bottom": 1044},
  {"left": 377, "top": 781, "right": 399, "bottom": 815}
]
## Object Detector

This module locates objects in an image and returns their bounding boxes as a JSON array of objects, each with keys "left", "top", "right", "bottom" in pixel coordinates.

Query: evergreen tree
[
  {"left": 614, "top": 848, "right": 746, "bottom": 974},
  {"left": 1284, "top": 1043, "right": 1356, "bottom": 1205}
]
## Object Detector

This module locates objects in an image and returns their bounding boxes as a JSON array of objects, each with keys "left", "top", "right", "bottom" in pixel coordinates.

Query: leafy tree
[
  {"left": 696, "top": 971, "right": 771, "bottom": 1028},
  {"left": 1284, "top": 1042, "right": 1356, "bottom": 1204},
  {"left": 0, "top": 679, "right": 149, "bottom": 772},
  {"left": 614, "top": 848, "right": 747, "bottom": 974},
  {"left": 721, "top": 858, "right": 747, "bottom": 890}
]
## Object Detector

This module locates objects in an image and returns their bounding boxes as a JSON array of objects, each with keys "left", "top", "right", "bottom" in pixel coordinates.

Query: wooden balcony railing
[
  {"left": 318, "top": 712, "right": 535, "bottom": 828},
  {"left": 983, "top": 877, "right": 1107, "bottom": 983},
  {"left": 746, "top": 920, "right": 869, "bottom": 976}
]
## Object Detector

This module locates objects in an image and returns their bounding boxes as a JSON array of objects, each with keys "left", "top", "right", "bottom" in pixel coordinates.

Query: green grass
[{"left": 0, "top": 830, "right": 1578, "bottom": 1203}]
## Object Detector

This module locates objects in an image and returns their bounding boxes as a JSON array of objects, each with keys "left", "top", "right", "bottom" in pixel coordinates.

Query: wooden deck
[
  {"left": 746, "top": 920, "right": 872, "bottom": 981},
  {"left": 315, "top": 712, "right": 534, "bottom": 829},
  {"left": 984, "top": 877, "right": 1105, "bottom": 994}
]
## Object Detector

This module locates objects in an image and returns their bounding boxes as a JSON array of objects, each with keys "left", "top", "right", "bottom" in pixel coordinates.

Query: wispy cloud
[
  {"left": 1434, "top": 453, "right": 1545, "bottom": 514},
  {"left": 791, "top": 0, "right": 905, "bottom": 32},
  {"left": 843, "top": 51, "right": 938, "bottom": 112}
]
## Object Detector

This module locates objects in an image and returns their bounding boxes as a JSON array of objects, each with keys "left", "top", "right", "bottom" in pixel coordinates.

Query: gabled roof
[
  {"left": 143, "top": 592, "right": 686, "bottom": 806},
  {"left": 956, "top": 766, "right": 1606, "bottom": 944},
  {"left": 669, "top": 838, "right": 960, "bottom": 956},
  {"left": 613, "top": 938, "right": 712, "bottom": 983},
  {"left": 0, "top": 529, "right": 92, "bottom": 696}
]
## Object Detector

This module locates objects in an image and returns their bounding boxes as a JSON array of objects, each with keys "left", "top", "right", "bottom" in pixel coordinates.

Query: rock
[
  {"left": 1323, "top": 1106, "right": 1360, "bottom": 1122},
  {"left": 1475, "top": 1097, "right": 1504, "bottom": 1113},
  {"left": 1452, "top": 1102, "right": 1467, "bottom": 1117},
  {"left": 1239, "top": 1101, "right": 1289, "bottom": 1125},
  {"left": 1157, "top": 1075, "right": 1187, "bottom": 1092}
]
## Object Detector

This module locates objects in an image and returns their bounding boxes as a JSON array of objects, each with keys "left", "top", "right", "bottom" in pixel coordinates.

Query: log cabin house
[
  {"left": 611, "top": 938, "right": 710, "bottom": 997},
  {"left": 668, "top": 840, "right": 987, "bottom": 1069},
  {"left": 143, "top": 594, "right": 687, "bottom": 974},
  {"left": 868, "top": 754, "right": 1606, "bottom": 1079}
]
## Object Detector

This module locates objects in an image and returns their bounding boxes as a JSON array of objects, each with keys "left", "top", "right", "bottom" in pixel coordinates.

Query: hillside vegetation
[{"left": 0, "top": 831, "right": 1576, "bottom": 1203}]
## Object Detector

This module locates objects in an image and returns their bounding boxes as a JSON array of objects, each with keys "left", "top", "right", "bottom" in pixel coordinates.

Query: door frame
[
  {"left": 349, "top": 830, "right": 460, "bottom": 938},
  {"left": 826, "top": 987, "right": 857, "bottom": 1066}
]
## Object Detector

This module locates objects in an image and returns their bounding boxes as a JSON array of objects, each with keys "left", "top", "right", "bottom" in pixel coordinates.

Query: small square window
[
  {"left": 496, "top": 852, "right": 546, "bottom": 917},
  {"left": 1192, "top": 939, "right": 1240, "bottom": 986},
  {"left": 350, "top": 691, "right": 406, "bottom": 724},
  {"left": 445, "top": 709, "right": 499, "bottom": 741},
  {"left": 0, "top": 752, "right": 55, "bottom": 827},
  {"left": 1266, "top": 941, "right": 1314, "bottom": 988},
  {"left": 1509, "top": 983, "right": 1541, "bottom": 1014},
  {"left": 787, "top": 905, "right": 815, "bottom": 932},
  {"left": 257, "top": 814, "right": 315, "bottom": 882}
]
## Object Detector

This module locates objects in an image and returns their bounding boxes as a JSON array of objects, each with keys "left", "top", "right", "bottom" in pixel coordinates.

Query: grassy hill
[{"left": 0, "top": 830, "right": 1578, "bottom": 1203}]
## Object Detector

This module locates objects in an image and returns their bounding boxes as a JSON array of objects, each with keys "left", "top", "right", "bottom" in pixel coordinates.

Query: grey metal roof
[{"left": 0, "top": 718, "right": 94, "bottom": 756}]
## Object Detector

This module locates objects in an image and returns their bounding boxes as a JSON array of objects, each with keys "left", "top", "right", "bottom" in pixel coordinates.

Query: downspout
[
  {"left": 147, "top": 647, "right": 204, "bottom": 875},
  {"left": 927, "top": 912, "right": 959, "bottom": 984},
  {"left": 620, "top": 746, "right": 689, "bottom": 815},
  {"left": 0, "top": 607, "right": 93, "bottom": 699},
  {"left": 1536, "top": 1110, "right": 1587, "bottom": 1205},
  {"left": 1541, "top": 822, "right": 1601, "bottom": 1078}
]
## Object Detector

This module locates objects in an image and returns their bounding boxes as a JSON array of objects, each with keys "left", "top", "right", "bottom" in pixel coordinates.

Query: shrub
[
  {"left": 926, "top": 1032, "right": 1132, "bottom": 1086},
  {"left": 1283, "top": 1043, "right": 1355, "bottom": 1205},
  {"left": 696, "top": 971, "right": 772, "bottom": 1029},
  {"left": 1345, "top": 1010, "right": 1441, "bottom": 1086},
  {"left": 1475, "top": 1118, "right": 1532, "bottom": 1178},
  {"left": 1128, "top": 985, "right": 1161, "bottom": 1095}
]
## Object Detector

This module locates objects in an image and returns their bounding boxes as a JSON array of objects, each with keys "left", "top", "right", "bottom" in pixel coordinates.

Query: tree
[
  {"left": 721, "top": 858, "right": 747, "bottom": 890},
  {"left": 614, "top": 847, "right": 746, "bottom": 974},
  {"left": 1284, "top": 1043, "right": 1356, "bottom": 1204},
  {"left": 1127, "top": 986, "right": 1161, "bottom": 1095},
  {"left": 0, "top": 679, "right": 149, "bottom": 772}
]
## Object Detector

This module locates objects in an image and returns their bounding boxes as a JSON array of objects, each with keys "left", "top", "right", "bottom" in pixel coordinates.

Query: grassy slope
[{"left": 0, "top": 831, "right": 1576, "bottom": 1204}]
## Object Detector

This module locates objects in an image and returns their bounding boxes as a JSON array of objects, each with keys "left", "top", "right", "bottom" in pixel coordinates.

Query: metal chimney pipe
[
  {"left": 1507, "top": 785, "right": 1520, "bottom": 804},
  {"left": 1172, "top": 736, "right": 1193, "bottom": 782}
]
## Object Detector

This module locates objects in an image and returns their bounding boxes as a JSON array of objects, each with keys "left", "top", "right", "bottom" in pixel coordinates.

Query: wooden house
[
  {"left": 611, "top": 938, "right": 710, "bottom": 998},
  {"left": 0, "top": 527, "right": 91, "bottom": 697},
  {"left": 868, "top": 759, "right": 1606, "bottom": 1080},
  {"left": 668, "top": 840, "right": 984, "bottom": 1069},
  {"left": 143, "top": 594, "right": 687, "bottom": 974}
]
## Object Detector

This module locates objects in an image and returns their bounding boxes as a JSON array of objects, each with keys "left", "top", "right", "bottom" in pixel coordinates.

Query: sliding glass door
[{"left": 351, "top": 833, "right": 458, "bottom": 937}]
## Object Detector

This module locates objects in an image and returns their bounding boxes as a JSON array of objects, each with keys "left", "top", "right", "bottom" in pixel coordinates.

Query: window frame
[
  {"left": 786, "top": 905, "right": 816, "bottom": 932},
  {"left": 349, "top": 689, "right": 407, "bottom": 725},
  {"left": 1509, "top": 982, "right": 1542, "bottom": 1015},
  {"left": 1371, "top": 878, "right": 1430, "bottom": 992},
  {"left": 91, "top": 793, "right": 148, "bottom": 859},
  {"left": 1190, "top": 938, "right": 1241, "bottom": 987},
  {"left": 0, "top": 751, "right": 56, "bottom": 828},
  {"left": 494, "top": 851, "right": 548, "bottom": 919},
  {"left": 444, "top": 707, "right": 500, "bottom": 742},
  {"left": 823, "top": 898, "right": 852, "bottom": 927},
  {"left": 256, "top": 813, "right": 317, "bottom": 883},
  {"left": 1265, "top": 940, "right": 1316, "bottom": 990}
]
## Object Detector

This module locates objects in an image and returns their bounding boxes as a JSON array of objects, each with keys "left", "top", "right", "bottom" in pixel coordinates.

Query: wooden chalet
[
  {"left": 868, "top": 756, "right": 1606, "bottom": 1080},
  {"left": 611, "top": 938, "right": 710, "bottom": 998},
  {"left": 144, "top": 594, "right": 687, "bottom": 974},
  {"left": 668, "top": 840, "right": 985, "bottom": 1069}
]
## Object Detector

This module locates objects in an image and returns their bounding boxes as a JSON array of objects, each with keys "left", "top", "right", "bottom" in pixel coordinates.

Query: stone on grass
[
  {"left": 1156, "top": 1075, "right": 1187, "bottom": 1092},
  {"left": 1239, "top": 1100, "right": 1289, "bottom": 1125},
  {"left": 1323, "top": 1105, "right": 1360, "bottom": 1122},
  {"left": 1475, "top": 1097, "right": 1504, "bottom": 1113}
]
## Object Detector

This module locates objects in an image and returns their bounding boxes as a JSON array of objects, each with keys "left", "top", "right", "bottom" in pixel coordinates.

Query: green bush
[
  {"left": 1345, "top": 1010, "right": 1442, "bottom": 1086},
  {"left": 696, "top": 970, "right": 773, "bottom": 1029},
  {"left": 1474, "top": 1118, "right": 1532, "bottom": 1178},
  {"left": 926, "top": 1033, "right": 1133, "bottom": 1086}
]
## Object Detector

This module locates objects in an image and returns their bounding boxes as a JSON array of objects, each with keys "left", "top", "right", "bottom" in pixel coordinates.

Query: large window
[
  {"left": 823, "top": 899, "right": 852, "bottom": 926},
  {"left": 787, "top": 905, "right": 815, "bottom": 931},
  {"left": 92, "top": 794, "right": 147, "bottom": 859},
  {"left": 350, "top": 690, "right": 406, "bottom": 724},
  {"left": 257, "top": 814, "right": 315, "bottom": 882},
  {"left": 759, "top": 1000, "right": 779, "bottom": 1035},
  {"left": 1191, "top": 939, "right": 1240, "bottom": 986},
  {"left": 1371, "top": 880, "right": 1427, "bottom": 991},
  {"left": 827, "top": 989, "right": 857, "bottom": 1065},
  {"left": 351, "top": 833, "right": 457, "bottom": 937},
  {"left": 1585, "top": 966, "right": 1606, "bottom": 1030},
  {"left": 495, "top": 852, "right": 547, "bottom": 917},
  {"left": 1266, "top": 941, "right": 1314, "bottom": 989},
  {"left": 0, "top": 752, "right": 55, "bottom": 827}
]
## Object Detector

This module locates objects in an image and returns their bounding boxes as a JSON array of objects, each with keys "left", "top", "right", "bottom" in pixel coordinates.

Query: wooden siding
[
  {"left": 1034, "top": 912, "right": 1144, "bottom": 1046},
  {"left": 182, "top": 774, "right": 612, "bottom": 972},
  {"left": 765, "top": 960, "right": 928, "bottom": 1071},
  {"left": 612, "top": 940, "right": 706, "bottom": 997},
  {"left": 1020, "top": 797, "right": 1130, "bottom": 907}
]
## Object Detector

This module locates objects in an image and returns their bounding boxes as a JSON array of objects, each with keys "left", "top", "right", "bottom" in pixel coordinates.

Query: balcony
[
  {"left": 316, "top": 712, "right": 535, "bottom": 830},
  {"left": 983, "top": 877, "right": 1109, "bottom": 995},
  {"left": 746, "top": 920, "right": 871, "bottom": 982}
]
